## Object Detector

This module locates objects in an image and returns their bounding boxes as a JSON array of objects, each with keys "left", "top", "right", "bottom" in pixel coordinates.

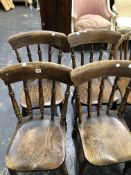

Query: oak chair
[
  {"left": 68, "top": 29, "right": 121, "bottom": 106},
  {"left": 8, "top": 31, "right": 68, "bottom": 116},
  {"left": 115, "top": 31, "right": 131, "bottom": 104},
  {"left": 112, "top": 0, "right": 131, "bottom": 34},
  {"left": 71, "top": 0, "right": 115, "bottom": 32},
  {"left": 71, "top": 60, "right": 131, "bottom": 175},
  {"left": 0, "top": 62, "right": 72, "bottom": 175}
]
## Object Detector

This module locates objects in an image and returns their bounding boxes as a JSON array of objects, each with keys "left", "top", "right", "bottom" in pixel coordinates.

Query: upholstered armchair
[
  {"left": 71, "top": 0, "right": 115, "bottom": 32},
  {"left": 112, "top": 0, "right": 131, "bottom": 34}
]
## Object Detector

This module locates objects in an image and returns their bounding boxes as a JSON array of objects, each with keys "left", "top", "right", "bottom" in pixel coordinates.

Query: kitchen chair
[
  {"left": 0, "top": 62, "right": 72, "bottom": 175},
  {"left": 115, "top": 31, "right": 131, "bottom": 104},
  {"left": 8, "top": 31, "right": 68, "bottom": 116},
  {"left": 71, "top": 0, "right": 115, "bottom": 32},
  {"left": 112, "top": 0, "right": 131, "bottom": 34},
  {"left": 71, "top": 60, "right": 131, "bottom": 175},
  {"left": 68, "top": 29, "right": 121, "bottom": 106}
]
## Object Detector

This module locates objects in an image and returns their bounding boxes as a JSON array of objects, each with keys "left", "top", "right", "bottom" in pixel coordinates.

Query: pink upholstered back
[{"left": 73, "top": 0, "right": 111, "bottom": 21}]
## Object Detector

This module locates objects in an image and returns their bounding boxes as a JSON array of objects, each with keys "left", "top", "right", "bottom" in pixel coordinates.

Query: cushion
[
  {"left": 74, "top": 14, "right": 111, "bottom": 32},
  {"left": 116, "top": 17, "right": 131, "bottom": 33}
]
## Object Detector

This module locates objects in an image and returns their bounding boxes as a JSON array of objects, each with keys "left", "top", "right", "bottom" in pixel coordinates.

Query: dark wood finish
[
  {"left": 8, "top": 31, "right": 68, "bottom": 114},
  {"left": 71, "top": 60, "right": 131, "bottom": 174},
  {"left": 0, "top": 62, "right": 71, "bottom": 174},
  {"left": 115, "top": 31, "right": 131, "bottom": 104},
  {"left": 68, "top": 30, "right": 121, "bottom": 106},
  {"left": 39, "top": 0, "right": 71, "bottom": 35}
]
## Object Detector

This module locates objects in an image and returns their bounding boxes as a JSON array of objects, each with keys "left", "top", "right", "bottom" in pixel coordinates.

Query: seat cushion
[
  {"left": 74, "top": 14, "right": 111, "bottom": 32},
  {"left": 116, "top": 17, "right": 131, "bottom": 33},
  {"left": 6, "top": 118, "right": 65, "bottom": 171},
  {"left": 78, "top": 78, "right": 119, "bottom": 105},
  {"left": 78, "top": 112, "right": 131, "bottom": 166}
]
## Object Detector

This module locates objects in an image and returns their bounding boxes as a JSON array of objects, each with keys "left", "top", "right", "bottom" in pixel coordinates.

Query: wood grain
[
  {"left": 68, "top": 30, "right": 121, "bottom": 47},
  {"left": 20, "top": 80, "right": 63, "bottom": 108},
  {"left": 6, "top": 116, "right": 65, "bottom": 171},
  {"left": 78, "top": 78, "right": 119, "bottom": 105},
  {"left": 78, "top": 112, "right": 131, "bottom": 166}
]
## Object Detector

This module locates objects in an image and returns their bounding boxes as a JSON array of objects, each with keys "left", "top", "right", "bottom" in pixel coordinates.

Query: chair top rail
[
  {"left": 0, "top": 62, "right": 72, "bottom": 85},
  {"left": 68, "top": 29, "right": 121, "bottom": 47},
  {"left": 115, "top": 31, "right": 131, "bottom": 58},
  {"left": 8, "top": 30, "right": 67, "bottom": 50},
  {"left": 71, "top": 60, "right": 131, "bottom": 86}
]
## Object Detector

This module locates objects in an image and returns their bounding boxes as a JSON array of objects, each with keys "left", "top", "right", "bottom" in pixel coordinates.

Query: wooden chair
[
  {"left": 115, "top": 31, "right": 131, "bottom": 104},
  {"left": 68, "top": 29, "right": 121, "bottom": 106},
  {"left": 71, "top": 0, "right": 115, "bottom": 32},
  {"left": 8, "top": 31, "right": 68, "bottom": 116},
  {"left": 0, "top": 62, "right": 72, "bottom": 174},
  {"left": 71, "top": 60, "right": 131, "bottom": 175}
]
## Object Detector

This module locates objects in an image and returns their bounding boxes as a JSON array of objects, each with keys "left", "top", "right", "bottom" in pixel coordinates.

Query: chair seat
[
  {"left": 6, "top": 116, "right": 65, "bottom": 171},
  {"left": 74, "top": 14, "right": 111, "bottom": 32},
  {"left": 78, "top": 112, "right": 131, "bottom": 166},
  {"left": 78, "top": 78, "right": 119, "bottom": 105},
  {"left": 20, "top": 79, "right": 64, "bottom": 108},
  {"left": 117, "top": 77, "right": 131, "bottom": 104},
  {"left": 116, "top": 17, "right": 131, "bottom": 33}
]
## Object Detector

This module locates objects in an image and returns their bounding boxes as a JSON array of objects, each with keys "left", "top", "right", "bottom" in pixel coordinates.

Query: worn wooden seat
[
  {"left": 0, "top": 62, "right": 72, "bottom": 174},
  {"left": 115, "top": 31, "right": 131, "bottom": 104},
  {"left": 71, "top": 60, "right": 131, "bottom": 175},
  {"left": 8, "top": 31, "right": 68, "bottom": 115},
  {"left": 68, "top": 29, "right": 121, "bottom": 106}
]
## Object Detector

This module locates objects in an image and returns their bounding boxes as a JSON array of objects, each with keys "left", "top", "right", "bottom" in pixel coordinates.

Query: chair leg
[
  {"left": 61, "top": 162, "right": 68, "bottom": 175},
  {"left": 22, "top": 107, "right": 28, "bottom": 117},
  {"left": 123, "top": 161, "right": 131, "bottom": 175},
  {"left": 79, "top": 160, "right": 87, "bottom": 175},
  {"left": 8, "top": 169, "right": 17, "bottom": 175}
]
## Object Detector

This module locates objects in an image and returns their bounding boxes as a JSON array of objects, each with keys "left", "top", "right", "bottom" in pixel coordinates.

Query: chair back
[
  {"left": 68, "top": 30, "right": 121, "bottom": 68},
  {"left": 71, "top": 60, "right": 131, "bottom": 121},
  {"left": 0, "top": 62, "right": 72, "bottom": 124},
  {"left": 8, "top": 31, "right": 67, "bottom": 64},
  {"left": 72, "top": 0, "right": 111, "bottom": 20}
]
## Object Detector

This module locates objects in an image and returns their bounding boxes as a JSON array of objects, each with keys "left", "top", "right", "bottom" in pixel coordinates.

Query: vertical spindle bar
[
  {"left": 81, "top": 45, "right": 85, "bottom": 65},
  {"left": 8, "top": 84, "right": 22, "bottom": 123},
  {"left": 118, "top": 80, "right": 131, "bottom": 117},
  {"left": 90, "top": 44, "right": 94, "bottom": 63},
  {"left": 51, "top": 81, "right": 56, "bottom": 121},
  {"left": 87, "top": 80, "right": 92, "bottom": 118},
  {"left": 71, "top": 48, "right": 77, "bottom": 68},
  {"left": 26, "top": 46, "right": 32, "bottom": 62},
  {"left": 75, "top": 87, "right": 82, "bottom": 123},
  {"left": 23, "top": 81, "right": 33, "bottom": 120},
  {"left": 38, "top": 44, "right": 42, "bottom": 61},
  {"left": 61, "top": 85, "right": 70, "bottom": 125},
  {"left": 39, "top": 79, "right": 44, "bottom": 119},
  {"left": 124, "top": 38, "right": 129, "bottom": 60},
  {"left": 15, "top": 49, "right": 22, "bottom": 63},
  {"left": 107, "top": 77, "right": 119, "bottom": 115},
  {"left": 48, "top": 45, "right": 52, "bottom": 62},
  {"left": 97, "top": 77, "right": 105, "bottom": 116},
  {"left": 58, "top": 49, "right": 62, "bottom": 64}
]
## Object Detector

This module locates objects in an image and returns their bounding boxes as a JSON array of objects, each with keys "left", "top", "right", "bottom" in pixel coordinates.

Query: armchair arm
[{"left": 112, "top": 5, "right": 119, "bottom": 15}]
